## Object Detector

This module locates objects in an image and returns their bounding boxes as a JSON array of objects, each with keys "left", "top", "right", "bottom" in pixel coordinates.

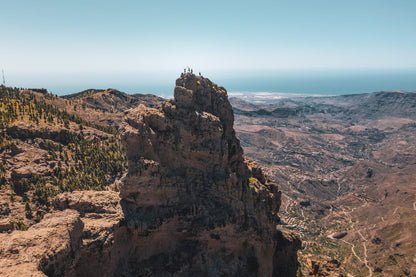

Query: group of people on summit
[{"left": 183, "top": 67, "right": 202, "bottom": 76}]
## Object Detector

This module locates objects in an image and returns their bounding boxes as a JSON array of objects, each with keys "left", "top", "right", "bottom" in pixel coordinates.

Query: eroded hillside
[
  {"left": 231, "top": 91, "right": 416, "bottom": 276},
  {"left": 0, "top": 86, "right": 128, "bottom": 230}
]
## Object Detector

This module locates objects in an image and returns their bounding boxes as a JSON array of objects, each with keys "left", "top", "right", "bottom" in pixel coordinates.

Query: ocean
[
  {"left": 216, "top": 69, "right": 416, "bottom": 96},
  {"left": 7, "top": 69, "right": 416, "bottom": 98}
]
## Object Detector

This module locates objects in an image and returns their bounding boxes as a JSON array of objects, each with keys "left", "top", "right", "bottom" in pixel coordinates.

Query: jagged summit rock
[
  {"left": 120, "top": 73, "right": 300, "bottom": 276},
  {"left": 121, "top": 73, "right": 273, "bottom": 226},
  {"left": 174, "top": 73, "right": 233, "bottom": 125}
]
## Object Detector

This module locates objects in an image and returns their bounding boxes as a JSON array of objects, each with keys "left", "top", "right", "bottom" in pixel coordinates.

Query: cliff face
[
  {"left": 119, "top": 73, "right": 300, "bottom": 276},
  {"left": 0, "top": 209, "right": 83, "bottom": 277}
]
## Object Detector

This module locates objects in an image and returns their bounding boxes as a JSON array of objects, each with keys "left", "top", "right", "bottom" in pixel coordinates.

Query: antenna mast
[{"left": 1, "top": 69, "right": 4, "bottom": 86}]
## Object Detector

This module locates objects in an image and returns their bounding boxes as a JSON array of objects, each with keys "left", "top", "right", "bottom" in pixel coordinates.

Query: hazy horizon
[
  {"left": 2, "top": 1, "right": 416, "bottom": 95},
  {"left": 4, "top": 68, "right": 416, "bottom": 97}
]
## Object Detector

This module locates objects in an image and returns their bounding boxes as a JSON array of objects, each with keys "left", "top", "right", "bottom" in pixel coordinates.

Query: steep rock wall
[{"left": 119, "top": 73, "right": 300, "bottom": 276}]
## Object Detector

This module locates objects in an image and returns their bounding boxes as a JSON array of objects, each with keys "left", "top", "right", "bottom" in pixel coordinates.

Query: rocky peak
[
  {"left": 174, "top": 73, "right": 233, "bottom": 125},
  {"left": 119, "top": 74, "right": 300, "bottom": 276}
]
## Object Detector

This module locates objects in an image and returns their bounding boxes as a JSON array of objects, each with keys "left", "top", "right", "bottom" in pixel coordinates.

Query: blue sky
[{"left": 2, "top": 0, "right": 416, "bottom": 94}]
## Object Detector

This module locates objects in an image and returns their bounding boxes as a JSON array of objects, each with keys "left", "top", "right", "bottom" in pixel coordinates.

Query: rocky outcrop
[
  {"left": 0, "top": 191, "right": 125, "bottom": 277},
  {"left": 52, "top": 191, "right": 126, "bottom": 277},
  {"left": 308, "top": 259, "right": 344, "bottom": 277},
  {"left": 120, "top": 73, "right": 301, "bottom": 276},
  {"left": 0, "top": 74, "right": 300, "bottom": 277},
  {"left": 0, "top": 209, "right": 83, "bottom": 277}
]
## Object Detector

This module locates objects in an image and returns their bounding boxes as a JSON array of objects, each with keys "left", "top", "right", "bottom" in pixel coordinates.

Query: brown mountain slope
[
  {"left": 231, "top": 91, "right": 416, "bottom": 276},
  {"left": 60, "top": 88, "right": 165, "bottom": 127},
  {"left": 62, "top": 88, "right": 164, "bottom": 112},
  {"left": 0, "top": 86, "right": 126, "bottom": 231}
]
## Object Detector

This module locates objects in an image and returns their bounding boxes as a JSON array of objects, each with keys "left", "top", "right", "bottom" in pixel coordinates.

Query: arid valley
[{"left": 232, "top": 91, "right": 416, "bottom": 276}]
